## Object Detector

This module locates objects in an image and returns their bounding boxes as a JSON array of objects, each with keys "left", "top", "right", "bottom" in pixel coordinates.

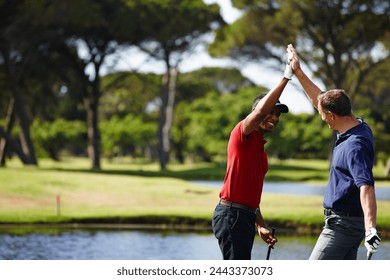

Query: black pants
[{"left": 212, "top": 204, "right": 256, "bottom": 260}]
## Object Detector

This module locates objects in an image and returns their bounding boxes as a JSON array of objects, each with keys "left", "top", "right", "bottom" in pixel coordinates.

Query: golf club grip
[
  {"left": 367, "top": 252, "right": 373, "bottom": 260},
  {"left": 266, "top": 228, "right": 276, "bottom": 260}
]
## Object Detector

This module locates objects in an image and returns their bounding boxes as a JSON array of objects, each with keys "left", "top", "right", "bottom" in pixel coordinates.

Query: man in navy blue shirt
[{"left": 287, "top": 44, "right": 381, "bottom": 260}]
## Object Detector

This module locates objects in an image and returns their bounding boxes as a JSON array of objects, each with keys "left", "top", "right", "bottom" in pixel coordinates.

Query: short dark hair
[{"left": 318, "top": 89, "right": 352, "bottom": 116}]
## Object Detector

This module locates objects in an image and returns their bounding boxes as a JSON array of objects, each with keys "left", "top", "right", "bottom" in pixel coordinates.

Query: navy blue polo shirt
[{"left": 323, "top": 118, "right": 375, "bottom": 213}]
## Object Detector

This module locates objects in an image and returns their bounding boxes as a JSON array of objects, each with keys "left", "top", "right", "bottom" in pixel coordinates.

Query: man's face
[
  {"left": 259, "top": 106, "right": 281, "bottom": 132},
  {"left": 318, "top": 103, "right": 334, "bottom": 130}
]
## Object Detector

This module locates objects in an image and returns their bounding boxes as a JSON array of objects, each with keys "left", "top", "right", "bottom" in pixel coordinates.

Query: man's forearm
[
  {"left": 294, "top": 68, "right": 322, "bottom": 110},
  {"left": 255, "top": 209, "right": 267, "bottom": 229},
  {"left": 360, "top": 185, "right": 377, "bottom": 230}
]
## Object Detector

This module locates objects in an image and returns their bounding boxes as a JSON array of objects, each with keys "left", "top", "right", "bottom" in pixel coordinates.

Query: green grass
[
  {"left": 0, "top": 165, "right": 218, "bottom": 223},
  {"left": 1, "top": 157, "right": 389, "bottom": 236}
]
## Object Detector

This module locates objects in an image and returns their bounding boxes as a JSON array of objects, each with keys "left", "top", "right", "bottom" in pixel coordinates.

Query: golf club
[
  {"left": 367, "top": 252, "right": 373, "bottom": 260},
  {"left": 266, "top": 228, "right": 276, "bottom": 260}
]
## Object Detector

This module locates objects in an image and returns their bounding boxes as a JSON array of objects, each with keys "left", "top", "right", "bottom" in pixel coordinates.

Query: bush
[{"left": 31, "top": 118, "right": 86, "bottom": 159}]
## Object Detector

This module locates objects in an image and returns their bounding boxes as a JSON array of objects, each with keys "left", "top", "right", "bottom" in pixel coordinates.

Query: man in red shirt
[{"left": 212, "top": 63, "right": 292, "bottom": 260}]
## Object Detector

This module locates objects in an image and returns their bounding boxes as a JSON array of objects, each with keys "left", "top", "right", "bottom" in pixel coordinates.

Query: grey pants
[{"left": 309, "top": 213, "right": 365, "bottom": 260}]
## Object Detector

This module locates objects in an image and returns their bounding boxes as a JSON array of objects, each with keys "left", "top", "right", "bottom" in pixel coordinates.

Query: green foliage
[
  {"left": 100, "top": 71, "right": 161, "bottom": 120},
  {"left": 99, "top": 115, "right": 157, "bottom": 159},
  {"left": 175, "top": 82, "right": 333, "bottom": 162},
  {"left": 31, "top": 119, "right": 86, "bottom": 159},
  {"left": 177, "top": 67, "right": 255, "bottom": 99},
  {"left": 355, "top": 57, "right": 390, "bottom": 131},
  {"left": 354, "top": 110, "right": 390, "bottom": 166},
  {"left": 180, "top": 87, "right": 262, "bottom": 161},
  {"left": 134, "top": 0, "right": 224, "bottom": 45},
  {"left": 215, "top": 0, "right": 390, "bottom": 87},
  {"left": 210, "top": 0, "right": 301, "bottom": 58},
  {"left": 267, "top": 113, "right": 332, "bottom": 159}
]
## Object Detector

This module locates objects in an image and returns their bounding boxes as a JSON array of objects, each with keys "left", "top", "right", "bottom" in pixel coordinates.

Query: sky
[{"left": 100, "top": 0, "right": 315, "bottom": 114}]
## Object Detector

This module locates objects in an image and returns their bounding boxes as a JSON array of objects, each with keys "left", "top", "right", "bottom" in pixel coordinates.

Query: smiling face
[{"left": 258, "top": 106, "right": 282, "bottom": 132}]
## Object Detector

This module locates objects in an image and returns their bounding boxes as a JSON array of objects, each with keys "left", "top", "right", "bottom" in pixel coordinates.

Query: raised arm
[{"left": 287, "top": 44, "right": 323, "bottom": 110}]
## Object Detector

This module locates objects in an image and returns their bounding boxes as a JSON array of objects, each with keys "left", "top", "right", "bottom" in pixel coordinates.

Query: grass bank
[{"left": 1, "top": 157, "right": 389, "bottom": 236}]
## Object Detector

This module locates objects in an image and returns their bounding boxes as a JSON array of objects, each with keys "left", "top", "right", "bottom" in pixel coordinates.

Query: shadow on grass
[
  {"left": 42, "top": 162, "right": 329, "bottom": 182},
  {"left": 46, "top": 166, "right": 226, "bottom": 180}
]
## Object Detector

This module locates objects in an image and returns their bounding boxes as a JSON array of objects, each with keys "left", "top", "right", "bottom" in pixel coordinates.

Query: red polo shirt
[{"left": 219, "top": 121, "right": 268, "bottom": 208}]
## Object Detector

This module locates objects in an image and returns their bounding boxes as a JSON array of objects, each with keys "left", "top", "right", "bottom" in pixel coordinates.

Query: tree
[
  {"left": 100, "top": 71, "right": 161, "bottom": 160},
  {"left": 131, "top": 0, "right": 225, "bottom": 170},
  {"left": 0, "top": 0, "right": 50, "bottom": 166},
  {"left": 172, "top": 67, "right": 255, "bottom": 162},
  {"left": 100, "top": 72, "right": 161, "bottom": 121},
  {"left": 355, "top": 55, "right": 390, "bottom": 175},
  {"left": 212, "top": 0, "right": 390, "bottom": 92},
  {"left": 210, "top": 0, "right": 390, "bottom": 160},
  {"left": 42, "top": 0, "right": 143, "bottom": 169}
]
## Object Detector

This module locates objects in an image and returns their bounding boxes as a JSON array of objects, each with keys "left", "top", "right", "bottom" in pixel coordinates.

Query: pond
[
  {"left": 191, "top": 181, "right": 390, "bottom": 200},
  {"left": 0, "top": 229, "right": 389, "bottom": 260}
]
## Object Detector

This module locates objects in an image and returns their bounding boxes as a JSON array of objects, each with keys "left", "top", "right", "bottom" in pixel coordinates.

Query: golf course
[{"left": 1, "top": 157, "right": 389, "bottom": 238}]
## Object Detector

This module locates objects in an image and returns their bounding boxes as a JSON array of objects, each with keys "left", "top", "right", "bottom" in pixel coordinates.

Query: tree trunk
[
  {"left": 164, "top": 67, "right": 177, "bottom": 157},
  {"left": 2, "top": 44, "right": 37, "bottom": 166},
  {"left": 84, "top": 94, "right": 101, "bottom": 170},
  {"left": 0, "top": 97, "right": 16, "bottom": 165},
  {"left": 0, "top": 95, "right": 30, "bottom": 165},
  {"left": 0, "top": 127, "right": 29, "bottom": 165},
  {"left": 158, "top": 72, "right": 169, "bottom": 171},
  {"left": 158, "top": 67, "right": 177, "bottom": 171},
  {"left": 13, "top": 84, "right": 38, "bottom": 165},
  {"left": 82, "top": 52, "right": 104, "bottom": 170}
]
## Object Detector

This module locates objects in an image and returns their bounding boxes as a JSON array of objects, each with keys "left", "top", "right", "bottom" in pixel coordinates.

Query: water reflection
[{"left": 0, "top": 230, "right": 388, "bottom": 260}]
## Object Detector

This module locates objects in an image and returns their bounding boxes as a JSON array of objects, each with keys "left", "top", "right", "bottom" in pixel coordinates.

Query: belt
[
  {"left": 219, "top": 199, "right": 258, "bottom": 214},
  {"left": 324, "top": 208, "right": 364, "bottom": 217}
]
